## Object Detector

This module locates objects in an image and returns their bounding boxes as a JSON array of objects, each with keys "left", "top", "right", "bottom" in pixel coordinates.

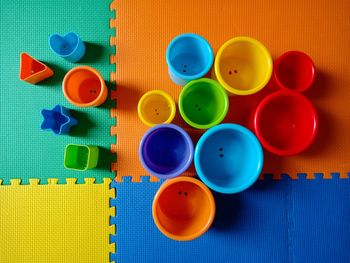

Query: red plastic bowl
[
  {"left": 274, "top": 51, "right": 315, "bottom": 92},
  {"left": 254, "top": 91, "right": 318, "bottom": 156}
]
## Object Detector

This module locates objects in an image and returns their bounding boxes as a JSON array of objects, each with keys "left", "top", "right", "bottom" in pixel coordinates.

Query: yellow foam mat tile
[{"left": 0, "top": 178, "right": 115, "bottom": 263}]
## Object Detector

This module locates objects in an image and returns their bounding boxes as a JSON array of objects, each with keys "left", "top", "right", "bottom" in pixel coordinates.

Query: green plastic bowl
[{"left": 178, "top": 78, "right": 229, "bottom": 129}]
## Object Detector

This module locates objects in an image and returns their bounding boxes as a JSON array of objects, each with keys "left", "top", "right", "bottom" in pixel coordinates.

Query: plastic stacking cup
[
  {"left": 139, "top": 124, "right": 193, "bottom": 179},
  {"left": 138, "top": 90, "right": 176, "bottom": 127},
  {"left": 49, "top": 32, "right": 86, "bottom": 62},
  {"left": 62, "top": 66, "right": 108, "bottom": 107},
  {"left": 274, "top": 51, "right": 316, "bottom": 92},
  {"left": 178, "top": 78, "right": 228, "bottom": 129},
  {"left": 254, "top": 91, "right": 318, "bottom": 156},
  {"left": 213, "top": 36, "right": 272, "bottom": 95},
  {"left": 152, "top": 177, "right": 215, "bottom": 241},
  {"left": 64, "top": 144, "right": 99, "bottom": 171},
  {"left": 19, "top": 52, "right": 54, "bottom": 84},
  {"left": 194, "top": 124, "right": 263, "bottom": 194},
  {"left": 41, "top": 105, "right": 77, "bottom": 135},
  {"left": 166, "top": 33, "right": 214, "bottom": 86}
]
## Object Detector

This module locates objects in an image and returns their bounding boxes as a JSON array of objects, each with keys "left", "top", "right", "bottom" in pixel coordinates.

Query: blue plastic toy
[
  {"left": 139, "top": 124, "right": 194, "bottom": 179},
  {"left": 41, "top": 105, "right": 78, "bottom": 135},
  {"left": 166, "top": 33, "right": 214, "bottom": 86},
  {"left": 194, "top": 123, "right": 263, "bottom": 194},
  {"left": 49, "top": 32, "right": 86, "bottom": 62}
]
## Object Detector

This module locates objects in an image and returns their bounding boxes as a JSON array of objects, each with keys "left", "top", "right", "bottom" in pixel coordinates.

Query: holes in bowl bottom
[
  {"left": 219, "top": 148, "right": 224, "bottom": 157},
  {"left": 229, "top": 70, "right": 238, "bottom": 75}
]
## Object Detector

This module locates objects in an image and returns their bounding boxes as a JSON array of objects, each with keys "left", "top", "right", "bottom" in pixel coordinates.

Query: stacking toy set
[
  {"left": 137, "top": 33, "right": 318, "bottom": 241},
  {"left": 20, "top": 32, "right": 109, "bottom": 171}
]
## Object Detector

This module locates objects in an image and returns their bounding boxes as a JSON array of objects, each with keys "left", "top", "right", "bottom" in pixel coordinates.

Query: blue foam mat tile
[
  {"left": 314, "top": 172, "right": 326, "bottom": 179},
  {"left": 290, "top": 178, "right": 350, "bottom": 263},
  {"left": 261, "top": 173, "right": 274, "bottom": 180},
  {"left": 296, "top": 173, "right": 308, "bottom": 180},
  {"left": 114, "top": 177, "right": 349, "bottom": 263}
]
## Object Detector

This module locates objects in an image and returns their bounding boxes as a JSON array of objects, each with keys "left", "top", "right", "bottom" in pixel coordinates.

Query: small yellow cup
[
  {"left": 213, "top": 36, "right": 273, "bottom": 95},
  {"left": 138, "top": 90, "right": 176, "bottom": 127}
]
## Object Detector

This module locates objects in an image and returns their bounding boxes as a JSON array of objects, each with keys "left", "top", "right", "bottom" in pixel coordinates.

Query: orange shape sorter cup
[
  {"left": 111, "top": 0, "right": 350, "bottom": 182},
  {"left": 0, "top": 178, "right": 115, "bottom": 263}
]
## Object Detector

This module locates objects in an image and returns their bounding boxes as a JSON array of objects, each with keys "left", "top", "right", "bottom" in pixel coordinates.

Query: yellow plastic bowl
[
  {"left": 138, "top": 90, "right": 176, "bottom": 127},
  {"left": 213, "top": 37, "right": 273, "bottom": 95}
]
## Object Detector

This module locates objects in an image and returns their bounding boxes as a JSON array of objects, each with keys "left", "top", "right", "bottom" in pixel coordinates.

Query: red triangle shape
[{"left": 20, "top": 53, "right": 53, "bottom": 84}]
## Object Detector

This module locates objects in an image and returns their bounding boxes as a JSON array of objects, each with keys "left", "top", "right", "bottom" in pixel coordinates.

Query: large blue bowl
[{"left": 194, "top": 123, "right": 263, "bottom": 194}]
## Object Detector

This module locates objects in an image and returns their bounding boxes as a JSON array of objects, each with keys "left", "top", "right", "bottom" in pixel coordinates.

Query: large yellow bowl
[{"left": 213, "top": 37, "right": 273, "bottom": 95}]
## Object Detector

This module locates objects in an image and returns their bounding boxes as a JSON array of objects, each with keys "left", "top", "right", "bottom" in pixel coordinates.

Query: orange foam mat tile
[
  {"left": 113, "top": 0, "right": 350, "bottom": 181},
  {"left": 0, "top": 178, "right": 115, "bottom": 263}
]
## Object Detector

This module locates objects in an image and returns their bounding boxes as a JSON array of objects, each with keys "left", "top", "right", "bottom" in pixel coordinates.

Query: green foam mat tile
[{"left": 0, "top": 0, "right": 115, "bottom": 184}]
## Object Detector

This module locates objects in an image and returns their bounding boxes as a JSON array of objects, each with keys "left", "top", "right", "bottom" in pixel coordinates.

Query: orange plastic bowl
[
  {"left": 62, "top": 66, "right": 108, "bottom": 107},
  {"left": 152, "top": 177, "right": 215, "bottom": 241}
]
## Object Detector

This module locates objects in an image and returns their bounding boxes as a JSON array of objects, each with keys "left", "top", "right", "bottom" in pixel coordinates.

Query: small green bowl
[{"left": 178, "top": 78, "right": 229, "bottom": 129}]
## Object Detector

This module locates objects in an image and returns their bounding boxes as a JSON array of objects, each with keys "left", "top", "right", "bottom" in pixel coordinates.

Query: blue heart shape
[{"left": 49, "top": 32, "right": 85, "bottom": 62}]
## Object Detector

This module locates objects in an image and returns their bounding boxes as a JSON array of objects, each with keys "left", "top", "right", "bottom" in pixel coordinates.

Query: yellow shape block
[{"left": 0, "top": 178, "right": 115, "bottom": 263}]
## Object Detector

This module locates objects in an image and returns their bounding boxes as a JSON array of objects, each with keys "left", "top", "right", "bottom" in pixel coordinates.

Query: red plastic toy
[
  {"left": 254, "top": 90, "right": 318, "bottom": 156},
  {"left": 273, "top": 51, "right": 315, "bottom": 92}
]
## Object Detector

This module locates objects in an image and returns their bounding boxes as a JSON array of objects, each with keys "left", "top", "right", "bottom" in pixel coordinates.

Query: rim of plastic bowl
[
  {"left": 194, "top": 123, "right": 264, "bottom": 194},
  {"left": 139, "top": 124, "right": 194, "bottom": 179},
  {"left": 214, "top": 36, "right": 273, "bottom": 95},
  {"left": 166, "top": 33, "right": 214, "bottom": 81}
]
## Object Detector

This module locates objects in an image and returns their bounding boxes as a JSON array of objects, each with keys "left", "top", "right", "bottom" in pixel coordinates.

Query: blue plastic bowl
[
  {"left": 49, "top": 32, "right": 86, "bottom": 62},
  {"left": 139, "top": 124, "right": 194, "bottom": 179},
  {"left": 166, "top": 33, "right": 214, "bottom": 86},
  {"left": 194, "top": 124, "right": 263, "bottom": 194}
]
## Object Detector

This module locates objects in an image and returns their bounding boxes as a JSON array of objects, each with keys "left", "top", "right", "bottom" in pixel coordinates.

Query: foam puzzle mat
[
  {"left": 1, "top": 0, "right": 350, "bottom": 262},
  {"left": 0, "top": 0, "right": 115, "bottom": 185},
  {"left": 0, "top": 0, "right": 116, "bottom": 262},
  {"left": 112, "top": 175, "right": 349, "bottom": 263},
  {"left": 113, "top": 0, "right": 350, "bottom": 181},
  {"left": 0, "top": 178, "right": 115, "bottom": 263}
]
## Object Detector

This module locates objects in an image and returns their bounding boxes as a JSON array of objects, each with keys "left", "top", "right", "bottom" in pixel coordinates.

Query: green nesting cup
[
  {"left": 64, "top": 144, "right": 99, "bottom": 171},
  {"left": 178, "top": 78, "right": 229, "bottom": 129}
]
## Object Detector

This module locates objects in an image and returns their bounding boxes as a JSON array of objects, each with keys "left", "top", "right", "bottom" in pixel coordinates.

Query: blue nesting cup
[
  {"left": 139, "top": 124, "right": 194, "bottom": 179},
  {"left": 194, "top": 124, "right": 263, "bottom": 194},
  {"left": 166, "top": 33, "right": 214, "bottom": 86},
  {"left": 49, "top": 32, "right": 86, "bottom": 62},
  {"left": 41, "top": 105, "right": 77, "bottom": 135}
]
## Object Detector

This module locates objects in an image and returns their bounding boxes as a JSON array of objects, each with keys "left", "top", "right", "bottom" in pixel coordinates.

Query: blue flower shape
[{"left": 41, "top": 105, "right": 77, "bottom": 135}]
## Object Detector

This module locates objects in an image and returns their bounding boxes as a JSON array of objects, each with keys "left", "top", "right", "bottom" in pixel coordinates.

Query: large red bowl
[{"left": 254, "top": 91, "right": 318, "bottom": 156}]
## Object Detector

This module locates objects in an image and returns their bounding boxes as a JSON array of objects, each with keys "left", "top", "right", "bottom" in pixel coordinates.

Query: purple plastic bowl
[{"left": 139, "top": 124, "right": 194, "bottom": 179}]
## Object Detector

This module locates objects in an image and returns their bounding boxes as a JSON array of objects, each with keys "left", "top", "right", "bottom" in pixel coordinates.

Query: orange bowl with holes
[
  {"left": 62, "top": 66, "right": 108, "bottom": 107},
  {"left": 152, "top": 177, "right": 215, "bottom": 241}
]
